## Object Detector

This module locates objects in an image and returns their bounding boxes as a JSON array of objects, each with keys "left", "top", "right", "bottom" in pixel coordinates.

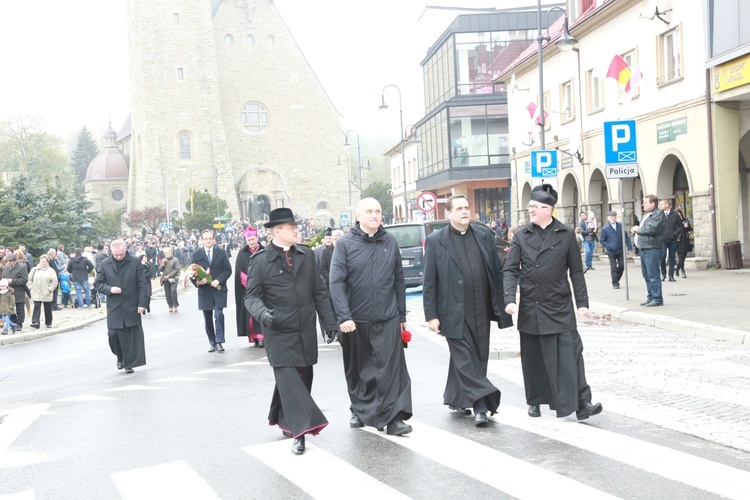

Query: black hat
[
  {"left": 4, "top": 252, "right": 16, "bottom": 260},
  {"left": 323, "top": 228, "right": 332, "bottom": 237},
  {"left": 264, "top": 208, "right": 297, "bottom": 228},
  {"left": 530, "top": 182, "right": 558, "bottom": 207}
]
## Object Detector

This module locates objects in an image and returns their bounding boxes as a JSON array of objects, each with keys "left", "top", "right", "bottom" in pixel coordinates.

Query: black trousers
[
  {"left": 608, "top": 252, "right": 625, "bottom": 285},
  {"left": 31, "top": 301, "right": 53, "bottom": 326}
]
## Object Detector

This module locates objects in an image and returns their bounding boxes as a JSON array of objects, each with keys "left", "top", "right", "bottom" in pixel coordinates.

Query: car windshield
[{"left": 386, "top": 225, "right": 422, "bottom": 248}]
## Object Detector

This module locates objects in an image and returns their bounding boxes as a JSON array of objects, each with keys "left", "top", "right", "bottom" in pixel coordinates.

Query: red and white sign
[{"left": 416, "top": 191, "right": 437, "bottom": 212}]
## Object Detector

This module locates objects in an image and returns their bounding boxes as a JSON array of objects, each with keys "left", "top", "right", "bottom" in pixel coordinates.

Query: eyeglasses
[{"left": 527, "top": 204, "right": 550, "bottom": 211}]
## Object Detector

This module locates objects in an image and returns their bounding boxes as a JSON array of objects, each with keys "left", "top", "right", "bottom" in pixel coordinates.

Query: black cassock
[{"left": 443, "top": 228, "right": 501, "bottom": 414}]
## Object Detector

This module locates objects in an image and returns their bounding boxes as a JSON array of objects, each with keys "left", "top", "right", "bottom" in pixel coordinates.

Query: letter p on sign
[{"left": 604, "top": 120, "right": 637, "bottom": 165}]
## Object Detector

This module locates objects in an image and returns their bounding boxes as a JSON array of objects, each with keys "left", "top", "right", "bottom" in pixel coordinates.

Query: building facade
[
  {"left": 124, "top": 0, "right": 348, "bottom": 227},
  {"left": 500, "top": 0, "right": 745, "bottom": 266}
]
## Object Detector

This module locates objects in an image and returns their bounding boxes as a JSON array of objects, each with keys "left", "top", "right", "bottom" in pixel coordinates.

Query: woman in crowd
[
  {"left": 675, "top": 207, "right": 693, "bottom": 279},
  {"left": 160, "top": 247, "right": 181, "bottom": 312},
  {"left": 138, "top": 252, "right": 153, "bottom": 313},
  {"left": 28, "top": 255, "right": 58, "bottom": 329}
]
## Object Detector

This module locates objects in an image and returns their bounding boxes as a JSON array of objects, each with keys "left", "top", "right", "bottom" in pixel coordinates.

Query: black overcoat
[
  {"left": 190, "top": 246, "right": 232, "bottom": 310},
  {"left": 234, "top": 244, "right": 260, "bottom": 336},
  {"left": 94, "top": 253, "right": 148, "bottom": 329},
  {"left": 423, "top": 222, "right": 513, "bottom": 338},
  {"left": 503, "top": 218, "right": 589, "bottom": 335},
  {"left": 244, "top": 244, "right": 335, "bottom": 367}
]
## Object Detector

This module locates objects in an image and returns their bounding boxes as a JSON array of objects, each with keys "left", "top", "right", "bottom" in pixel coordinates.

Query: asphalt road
[{"left": 1, "top": 287, "right": 749, "bottom": 499}]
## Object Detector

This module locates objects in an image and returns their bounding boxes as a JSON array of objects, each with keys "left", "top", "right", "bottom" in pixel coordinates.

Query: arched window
[
  {"left": 240, "top": 102, "right": 269, "bottom": 132},
  {"left": 316, "top": 201, "right": 329, "bottom": 211},
  {"left": 179, "top": 134, "right": 191, "bottom": 160}
]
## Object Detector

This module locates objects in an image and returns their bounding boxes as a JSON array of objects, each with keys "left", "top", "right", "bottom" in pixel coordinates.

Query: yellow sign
[
  {"left": 213, "top": 223, "right": 225, "bottom": 229},
  {"left": 713, "top": 54, "right": 750, "bottom": 93}
]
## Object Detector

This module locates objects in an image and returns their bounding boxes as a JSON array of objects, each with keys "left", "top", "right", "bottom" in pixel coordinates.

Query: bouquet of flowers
[{"left": 184, "top": 264, "right": 221, "bottom": 290}]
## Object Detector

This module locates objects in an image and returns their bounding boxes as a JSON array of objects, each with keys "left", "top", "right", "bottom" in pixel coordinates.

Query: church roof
[{"left": 85, "top": 145, "right": 129, "bottom": 182}]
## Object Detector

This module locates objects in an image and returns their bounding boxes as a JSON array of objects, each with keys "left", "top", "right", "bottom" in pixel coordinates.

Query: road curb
[{"left": 590, "top": 301, "right": 748, "bottom": 346}]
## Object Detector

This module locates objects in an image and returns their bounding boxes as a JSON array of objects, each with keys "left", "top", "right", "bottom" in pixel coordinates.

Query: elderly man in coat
[
  {"left": 503, "top": 183, "right": 602, "bottom": 421},
  {"left": 94, "top": 239, "right": 148, "bottom": 374},
  {"left": 191, "top": 229, "right": 233, "bottom": 352},
  {"left": 423, "top": 194, "right": 513, "bottom": 426},
  {"left": 245, "top": 208, "right": 336, "bottom": 456}
]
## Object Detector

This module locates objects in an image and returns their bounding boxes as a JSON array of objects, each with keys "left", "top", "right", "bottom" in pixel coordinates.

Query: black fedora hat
[{"left": 264, "top": 208, "right": 297, "bottom": 228}]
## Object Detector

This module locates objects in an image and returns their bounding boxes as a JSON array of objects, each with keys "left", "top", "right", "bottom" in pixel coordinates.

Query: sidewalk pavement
[
  {"left": 0, "top": 277, "right": 165, "bottom": 346},
  {"left": 583, "top": 255, "right": 750, "bottom": 346}
]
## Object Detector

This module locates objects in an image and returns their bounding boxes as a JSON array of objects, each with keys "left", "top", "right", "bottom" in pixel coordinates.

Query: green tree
[
  {"left": 183, "top": 190, "right": 231, "bottom": 233},
  {"left": 96, "top": 208, "right": 126, "bottom": 239},
  {"left": 363, "top": 181, "right": 393, "bottom": 221},
  {"left": 123, "top": 205, "right": 166, "bottom": 235},
  {"left": 0, "top": 115, "right": 70, "bottom": 184},
  {"left": 69, "top": 126, "right": 100, "bottom": 184}
]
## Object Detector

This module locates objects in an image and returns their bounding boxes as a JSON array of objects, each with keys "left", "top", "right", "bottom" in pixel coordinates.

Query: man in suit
[
  {"left": 659, "top": 199, "right": 680, "bottom": 282},
  {"left": 191, "top": 229, "right": 233, "bottom": 352},
  {"left": 94, "top": 239, "right": 148, "bottom": 374},
  {"left": 503, "top": 183, "right": 602, "bottom": 421},
  {"left": 423, "top": 194, "right": 513, "bottom": 426},
  {"left": 598, "top": 210, "right": 632, "bottom": 289}
]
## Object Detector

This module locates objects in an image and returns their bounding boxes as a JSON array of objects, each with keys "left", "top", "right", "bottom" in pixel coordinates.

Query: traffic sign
[
  {"left": 213, "top": 216, "right": 229, "bottom": 221},
  {"left": 159, "top": 222, "right": 169, "bottom": 233},
  {"left": 605, "top": 163, "right": 639, "bottom": 179},
  {"left": 340, "top": 214, "right": 349, "bottom": 223},
  {"left": 212, "top": 223, "right": 225, "bottom": 229},
  {"left": 530, "top": 150, "right": 558, "bottom": 178},
  {"left": 604, "top": 120, "right": 637, "bottom": 165},
  {"left": 416, "top": 191, "right": 437, "bottom": 212}
]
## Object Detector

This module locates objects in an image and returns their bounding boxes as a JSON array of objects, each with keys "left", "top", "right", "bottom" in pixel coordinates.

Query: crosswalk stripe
[
  {"left": 243, "top": 440, "right": 410, "bottom": 499},
  {"left": 0, "top": 404, "right": 51, "bottom": 469},
  {"left": 363, "top": 421, "right": 620, "bottom": 499},
  {"left": 0, "top": 490, "right": 34, "bottom": 499},
  {"left": 111, "top": 460, "right": 219, "bottom": 500},
  {"left": 498, "top": 406, "right": 750, "bottom": 500},
  {"left": 104, "top": 385, "right": 164, "bottom": 392}
]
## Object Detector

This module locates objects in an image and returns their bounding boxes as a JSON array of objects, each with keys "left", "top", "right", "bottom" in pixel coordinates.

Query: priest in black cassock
[
  {"left": 423, "top": 194, "right": 514, "bottom": 426},
  {"left": 245, "top": 208, "right": 336, "bottom": 455},
  {"left": 94, "top": 239, "right": 148, "bottom": 374},
  {"left": 502, "top": 183, "right": 603, "bottom": 421}
]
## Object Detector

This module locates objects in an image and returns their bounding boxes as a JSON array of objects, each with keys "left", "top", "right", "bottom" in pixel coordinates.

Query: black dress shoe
[
  {"left": 208, "top": 345, "right": 216, "bottom": 353},
  {"left": 30, "top": 323, "right": 40, "bottom": 329},
  {"left": 258, "top": 340, "right": 265, "bottom": 348},
  {"left": 449, "top": 405, "right": 472, "bottom": 416},
  {"left": 612, "top": 283, "right": 620, "bottom": 289},
  {"left": 291, "top": 436, "right": 305, "bottom": 455},
  {"left": 681, "top": 271, "right": 687, "bottom": 278},
  {"left": 117, "top": 361, "right": 123, "bottom": 370},
  {"left": 576, "top": 402, "right": 603, "bottom": 421},
  {"left": 216, "top": 343, "right": 225, "bottom": 352},
  {"left": 474, "top": 412, "right": 488, "bottom": 426},
  {"left": 661, "top": 276, "right": 666, "bottom": 281},
  {"left": 386, "top": 419, "right": 412, "bottom": 436},
  {"left": 125, "top": 368, "right": 134, "bottom": 374},
  {"left": 669, "top": 277, "right": 676, "bottom": 282},
  {"left": 640, "top": 300, "right": 651, "bottom": 306},
  {"left": 527, "top": 404, "right": 541, "bottom": 417},
  {"left": 646, "top": 301, "right": 663, "bottom": 307},
  {"left": 349, "top": 412, "right": 364, "bottom": 428}
]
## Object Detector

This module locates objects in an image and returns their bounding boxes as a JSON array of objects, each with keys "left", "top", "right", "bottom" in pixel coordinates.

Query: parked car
[
  {"left": 386, "top": 219, "right": 510, "bottom": 288},
  {"left": 385, "top": 220, "right": 449, "bottom": 288}
]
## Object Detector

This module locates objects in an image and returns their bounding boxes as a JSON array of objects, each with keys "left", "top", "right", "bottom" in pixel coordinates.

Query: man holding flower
[{"left": 191, "top": 229, "right": 233, "bottom": 352}]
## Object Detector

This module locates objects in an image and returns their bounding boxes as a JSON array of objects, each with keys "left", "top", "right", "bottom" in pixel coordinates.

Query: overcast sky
[{"left": 0, "top": 0, "right": 553, "bottom": 147}]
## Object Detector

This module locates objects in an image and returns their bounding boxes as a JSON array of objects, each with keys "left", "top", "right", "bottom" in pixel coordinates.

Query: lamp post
[
  {"left": 535, "top": 1, "right": 578, "bottom": 149},
  {"left": 379, "top": 84, "right": 409, "bottom": 223},
  {"left": 344, "top": 129, "right": 364, "bottom": 195},
  {"left": 337, "top": 153, "right": 353, "bottom": 226}
]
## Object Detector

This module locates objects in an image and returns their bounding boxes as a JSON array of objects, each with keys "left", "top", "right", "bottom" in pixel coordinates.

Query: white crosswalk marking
[
  {"left": 104, "top": 385, "right": 164, "bottom": 392},
  {"left": 363, "top": 421, "right": 620, "bottom": 499},
  {"left": 243, "top": 440, "right": 410, "bottom": 499},
  {"left": 0, "top": 404, "right": 50, "bottom": 469},
  {"left": 111, "top": 460, "right": 219, "bottom": 500},
  {"left": 0, "top": 490, "right": 34, "bottom": 499},
  {"left": 499, "top": 406, "right": 750, "bottom": 500}
]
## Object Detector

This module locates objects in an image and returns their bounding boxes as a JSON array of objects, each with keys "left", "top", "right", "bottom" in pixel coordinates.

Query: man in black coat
[
  {"left": 598, "top": 211, "right": 632, "bottom": 289},
  {"left": 423, "top": 194, "right": 513, "bottom": 426},
  {"left": 94, "top": 239, "right": 148, "bottom": 374},
  {"left": 1, "top": 253, "right": 28, "bottom": 331},
  {"left": 191, "top": 229, "right": 233, "bottom": 352},
  {"left": 503, "top": 183, "right": 602, "bottom": 421},
  {"left": 318, "top": 229, "right": 343, "bottom": 344},
  {"left": 658, "top": 199, "right": 681, "bottom": 282},
  {"left": 245, "top": 208, "right": 336, "bottom": 455},
  {"left": 329, "top": 198, "right": 413, "bottom": 436}
]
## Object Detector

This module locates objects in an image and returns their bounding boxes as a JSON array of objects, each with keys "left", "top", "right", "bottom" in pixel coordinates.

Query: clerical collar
[
  {"left": 449, "top": 224, "right": 470, "bottom": 236},
  {"left": 533, "top": 221, "right": 552, "bottom": 230},
  {"left": 271, "top": 242, "right": 291, "bottom": 252}
]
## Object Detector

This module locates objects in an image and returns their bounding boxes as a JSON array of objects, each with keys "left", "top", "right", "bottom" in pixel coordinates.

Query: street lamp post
[
  {"left": 337, "top": 153, "right": 353, "bottom": 226},
  {"left": 535, "top": 1, "right": 578, "bottom": 149},
  {"left": 344, "top": 129, "right": 364, "bottom": 195},
  {"left": 379, "top": 84, "right": 409, "bottom": 223}
]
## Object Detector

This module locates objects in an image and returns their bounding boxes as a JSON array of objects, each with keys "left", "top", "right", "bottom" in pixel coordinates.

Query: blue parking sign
[
  {"left": 530, "top": 150, "right": 558, "bottom": 178},
  {"left": 604, "top": 120, "right": 637, "bottom": 165}
]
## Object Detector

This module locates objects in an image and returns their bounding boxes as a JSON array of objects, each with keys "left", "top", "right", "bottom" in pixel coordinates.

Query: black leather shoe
[
  {"left": 125, "top": 368, "right": 134, "bottom": 374},
  {"left": 216, "top": 343, "right": 225, "bottom": 352},
  {"left": 612, "top": 283, "right": 620, "bottom": 289},
  {"left": 208, "top": 345, "right": 216, "bottom": 353},
  {"left": 661, "top": 276, "right": 666, "bottom": 281},
  {"left": 527, "top": 404, "right": 541, "bottom": 417},
  {"left": 449, "top": 405, "right": 472, "bottom": 416},
  {"left": 350, "top": 412, "right": 364, "bottom": 428},
  {"left": 646, "top": 301, "right": 663, "bottom": 307},
  {"left": 326, "top": 332, "right": 335, "bottom": 344},
  {"left": 386, "top": 419, "right": 412, "bottom": 436},
  {"left": 640, "top": 301, "right": 651, "bottom": 306},
  {"left": 681, "top": 271, "right": 687, "bottom": 278},
  {"left": 576, "top": 402, "right": 603, "bottom": 421},
  {"left": 669, "top": 277, "right": 676, "bottom": 282},
  {"left": 117, "top": 361, "right": 123, "bottom": 370},
  {"left": 291, "top": 436, "right": 305, "bottom": 455},
  {"left": 474, "top": 412, "right": 488, "bottom": 426},
  {"left": 258, "top": 340, "right": 265, "bottom": 348},
  {"left": 582, "top": 266, "right": 588, "bottom": 274}
]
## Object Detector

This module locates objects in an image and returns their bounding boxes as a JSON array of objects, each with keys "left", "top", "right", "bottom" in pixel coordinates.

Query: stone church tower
[{"left": 126, "top": 0, "right": 350, "bottom": 225}]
